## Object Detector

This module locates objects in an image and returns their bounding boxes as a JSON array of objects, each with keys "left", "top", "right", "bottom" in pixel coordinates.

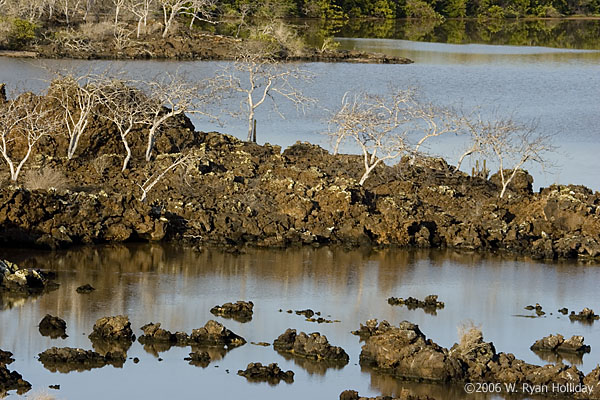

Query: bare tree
[
  {"left": 214, "top": 50, "right": 315, "bottom": 142},
  {"left": 158, "top": 0, "right": 217, "bottom": 37},
  {"left": 112, "top": 0, "right": 125, "bottom": 26},
  {"left": 138, "top": 153, "right": 189, "bottom": 202},
  {"left": 0, "top": 94, "right": 58, "bottom": 182},
  {"left": 183, "top": 0, "right": 217, "bottom": 29},
  {"left": 59, "top": 0, "right": 82, "bottom": 25},
  {"left": 141, "top": 72, "right": 216, "bottom": 161},
  {"left": 49, "top": 72, "right": 103, "bottom": 160},
  {"left": 460, "top": 113, "right": 555, "bottom": 198},
  {"left": 125, "top": 0, "right": 154, "bottom": 38},
  {"left": 327, "top": 90, "right": 414, "bottom": 186},
  {"left": 98, "top": 79, "right": 149, "bottom": 171},
  {"left": 410, "top": 102, "right": 461, "bottom": 159}
]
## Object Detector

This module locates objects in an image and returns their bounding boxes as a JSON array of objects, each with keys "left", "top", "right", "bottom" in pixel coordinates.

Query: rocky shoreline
[
  {"left": 5, "top": 31, "right": 413, "bottom": 64},
  {"left": 0, "top": 124, "right": 598, "bottom": 260}
]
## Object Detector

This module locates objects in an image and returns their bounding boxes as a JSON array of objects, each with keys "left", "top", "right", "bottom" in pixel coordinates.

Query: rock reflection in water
[
  {"left": 362, "top": 365, "right": 484, "bottom": 400},
  {"left": 1, "top": 243, "right": 600, "bottom": 400},
  {"left": 532, "top": 349, "right": 585, "bottom": 366},
  {"left": 277, "top": 351, "right": 347, "bottom": 376}
]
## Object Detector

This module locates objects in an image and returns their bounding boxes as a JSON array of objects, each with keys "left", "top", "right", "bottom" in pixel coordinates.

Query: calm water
[{"left": 0, "top": 244, "right": 599, "bottom": 400}]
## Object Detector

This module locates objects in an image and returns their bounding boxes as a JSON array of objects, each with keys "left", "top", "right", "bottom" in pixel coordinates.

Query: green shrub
[{"left": 0, "top": 17, "right": 39, "bottom": 49}]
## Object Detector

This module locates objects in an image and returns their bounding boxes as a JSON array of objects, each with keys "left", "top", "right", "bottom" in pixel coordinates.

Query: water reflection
[
  {"left": 531, "top": 349, "right": 585, "bottom": 366},
  {"left": 330, "top": 18, "right": 600, "bottom": 50},
  {"left": 0, "top": 244, "right": 599, "bottom": 399},
  {"left": 277, "top": 351, "right": 347, "bottom": 376}
]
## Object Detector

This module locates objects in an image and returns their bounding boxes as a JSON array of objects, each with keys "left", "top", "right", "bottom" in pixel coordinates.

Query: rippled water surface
[{"left": 1, "top": 244, "right": 599, "bottom": 399}]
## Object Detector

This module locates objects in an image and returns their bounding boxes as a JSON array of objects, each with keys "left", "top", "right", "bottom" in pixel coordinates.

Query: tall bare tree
[
  {"left": 49, "top": 72, "right": 103, "bottom": 160},
  {"left": 459, "top": 113, "right": 555, "bottom": 197},
  {"left": 0, "top": 94, "right": 58, "bottom": 182},
  {"left": 112, "top": 0, "right": 125, "bottom": 25},
  {"left": 214, "top": 50, "right": 315, "bottom": 142},
  {"left": 410, "top": 102, "right": 461, "bottom": 158},
  {"left": 98, "top": 79, "right": 149, "bottom": 171},
  {"left": 125, "top": 0, "right": 154, "bottom": 38},
  {"left": 327, "top": 90, "right": 414, "bottom": 186},
  {"left": 486, "top": 118, "right": 554, "bottom": 198},
  {"left": 141, "top": 72, "right": 216, "bottom": 161},
  {"left": 158, "top": 0, "right": 216, "bottom": 37}
]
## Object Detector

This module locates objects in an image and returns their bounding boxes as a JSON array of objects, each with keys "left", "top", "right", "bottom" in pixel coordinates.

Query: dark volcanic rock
[
  {"left": 0, "top": 88, "right": 598, "bottom": 262},
  {"left": 360, "top": 321, "right": 463, "bottom": 382},
  {"left": 88, "top": 315, "right": 135, "bottom": 342},
  {"left": 295, "top": 309, "right": 315, "bottom": 318},
  {"left": 0, "top": 351, "right": 31, "bottom": 395},
  {"left": 184, "top": 350, "right": 211, "bottom": 367},
  {"left": 138, "top": 322, "right": 188, "bottom": 344},
  {"left": 273, "top": 329, "right": 349, "bottom": 363},
  {"left": 189, "top": 320, "right": 246, "bottom": 348},
  {"left": 531, "top": 334, "right": 591, "bottom": 354},
  {"left": 524, "top": 303, "right": 545, "bottom": 316},
  {"left": 0, "top": 260, "right": 58, "bottom": 309},
  {"left": 357, "top": 319, "right": 600, "bottom": 397},
  {"left": 387, "top": 295, "right": 444, "bottom": 315},
  {"left": 39, "top": 314, "right": 68, "bottom": 339},
  {"left": 88, "top": 315, "right": 135, "bottom": 359},
  {"left": 138, "top": 322, "right": 189, "bottom": 356},
  {"left": 237, "top": 362, "right": 294, "bottom": 384},
  {"left": 352, "top": 319, "right": 393, "bottom": 339},
  {"left": 210, "top": 300, "right": 254, "bottom": 322},
  {"left": 340, "top": 389, "right": 435, "bottom": 400},
  {"left": 569, "top": 308, "right": 600, "bottom": 322},
  {"left": 76, "top": 284, "right": 95, "bottom": 294},
  {"left": 38, "top": 346, "right": 126, "bottom": 372},
  {"left": 0, "top": 349, "right": 14, "bottom": 366}
]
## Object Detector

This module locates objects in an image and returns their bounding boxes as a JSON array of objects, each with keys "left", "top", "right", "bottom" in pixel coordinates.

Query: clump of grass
[
  {"left": 23, "top": 168, "right": 69, "bottom": 191},
  {"left": 458, "top": 320, "right": 483, "bottom": 346},
  {"left": 24, "top": 391, "right": 58, "bottom": 400}
]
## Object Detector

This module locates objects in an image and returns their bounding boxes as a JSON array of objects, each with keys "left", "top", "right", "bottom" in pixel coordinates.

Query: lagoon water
[
  {"left": 1, "top": 244, "right": 600, "bottom": 400},
  {"left": 0, "top": 21, "right": 599, "bottom": 399}
]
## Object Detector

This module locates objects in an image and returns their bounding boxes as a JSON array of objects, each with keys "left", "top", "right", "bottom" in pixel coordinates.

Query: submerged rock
[
  {"left": 295, "top": 309, "right": 315, "bottom": 318},
  {"left": 237, "top": 362, "right": 294, "bottom": 384},
  {"left": 88, "top": 315, "right": 135, "bottom": 359},
  {"left": 360, "top": 321, "right": 463, "bottom": 382},
  {"left": 0, "top": 349, "right": 14, "bottom": 365},
  {"left": 340, "top": 389, "right": 435, "bottom": 400},
  {"left": 138, "top": 322, "right": 188, "bottom": 344},
  {"left": 39, "top": 314, "right": 68, "bottom": 339},
  {"left": 76, "top": 284, "right": 95, "bottom": 294},
  {"left": 531, "top": 334, "right": 591, "bottom": 354},
  {"left": 357, "top": 318, "right": 600, "bottom": 396},
  {"left": 0, "top": 260, "right": 58, "bottom": 309},
  {"left": 352, "top": 319, "right": 393, "bottom": 340},
  {"left": 184, "top": 350, "right": 211, "bottom": 367},
  {"left": 0, "top": 350, "right": 31, "bottom": 395},
  {"left": 524, "top": 303, "right": 545, "bottom": 316},
  {"left": 38, "top": 347, "right": 126, "bottom": 372},
  {"left": 273, "top": 329, "right": 349, "bottom": 363},
  {"left": 569, "top": 308, "right": 600, "bottom": 322},
  {"left": 88, "top": 315, "right": 135, "bottom": 342},
  {"left": 387, "top": 295, "right": 444, "bottom": 315},
  {"left": 189, "top": 320, "right": 246, "bottom": 348},
  {"left": 210, "top": 300, "right": 254, "bottom": 322}
]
